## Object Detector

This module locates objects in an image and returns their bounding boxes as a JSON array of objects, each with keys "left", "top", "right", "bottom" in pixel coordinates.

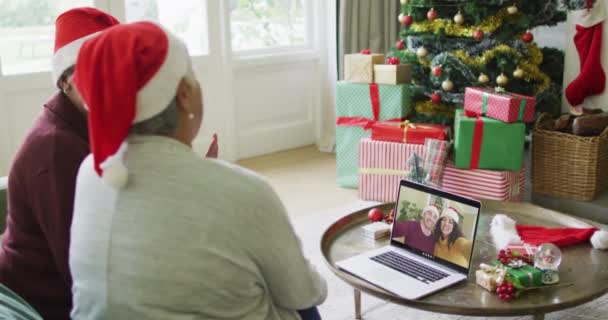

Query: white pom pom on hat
[{"left": 73, "top": 22, "right": 191, "bottom": 189}]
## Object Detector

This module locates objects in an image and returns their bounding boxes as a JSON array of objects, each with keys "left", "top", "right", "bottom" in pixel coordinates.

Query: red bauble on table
[
  {"left": 427, "top": 8, "right": 438, "bottom": 21},
  {"left": 368, "top": 208, "right": 384, "bottom": 222},
  {"left": 521, "top": 31, "right": 534, "bottom": 43},
  {"left": 432, "top": 65, "right": 443, "bottom": 77},
  {"left": 431, "top": 92, "right": 442, "bottom": 104},
  {"left": 395, "top": 40, "right": 405, "bottom": 50},
  {"left": 473, "top": 29, "right": 484, "bottom": 41},
  {"left": 403, "top": 15, "right": 413, "bottom": 27},
  {"left": 387, "top": 57, "right": 400, "bottom": 65},
  {"left": 361, "top": 48, "right": 372, "bottom": 55}
]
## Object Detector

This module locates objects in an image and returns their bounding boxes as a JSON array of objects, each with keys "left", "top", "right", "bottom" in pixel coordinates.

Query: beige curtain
[
  {"left": 338, "top": 0, "right": 400, "bottom": 80},
  {"left": 317, "top": 0, "right": 400, "bottom": 152}
]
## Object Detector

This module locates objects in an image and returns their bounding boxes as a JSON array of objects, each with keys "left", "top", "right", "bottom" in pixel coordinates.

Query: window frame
[{"left": 228, "top": 0, "right": 315, "bottom": 58}]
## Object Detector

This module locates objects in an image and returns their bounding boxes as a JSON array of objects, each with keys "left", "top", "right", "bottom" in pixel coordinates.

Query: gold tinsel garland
[
  {"left": 410, "top": 8, "right": 516, "bottom": 36},
  {"left": 415, "top": 101, "right": 455, "bottom": 118},
  {"left": 415, "top": 44, "right": 550, "bottom": 94}
]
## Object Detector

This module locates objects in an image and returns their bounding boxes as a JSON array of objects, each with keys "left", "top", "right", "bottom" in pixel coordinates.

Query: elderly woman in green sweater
[
  {"left": 69, "top": 22, "right": 326, "bottom": 320},
  {"left": 433, "top": 207, "right": 473, "bottom": 268}
]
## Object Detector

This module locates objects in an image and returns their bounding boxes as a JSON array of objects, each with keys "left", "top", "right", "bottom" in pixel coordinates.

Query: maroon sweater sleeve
[{"left": 32, "top": 133, "right": 88, "bottom": 286}]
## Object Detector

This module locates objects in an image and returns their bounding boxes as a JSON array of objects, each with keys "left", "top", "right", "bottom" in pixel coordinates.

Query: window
[
  {"left": 0, "top": 0, "right": 93, "bottom": 75},
  {"left": 230, "top": 0, "right": 307, "bottom": 52},
  {"left": 125, "top": 0, "right": 208, "bottom": 56}
]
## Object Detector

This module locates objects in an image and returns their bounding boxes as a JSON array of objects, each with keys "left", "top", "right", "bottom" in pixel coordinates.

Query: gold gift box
[
  {"left": 476, "top": 269, "right": 501, "bottom": 292},
  {"left": 344, "top": 53, "right": 385, "bottom": 83},
  {"left": 374, "top": 64, "right": 412, "bottom": 85}
]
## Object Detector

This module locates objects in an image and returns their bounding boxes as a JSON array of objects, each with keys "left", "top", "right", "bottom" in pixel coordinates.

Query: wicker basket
[{"left": 532, "top": 113, "right": 608, "bottom": 201}]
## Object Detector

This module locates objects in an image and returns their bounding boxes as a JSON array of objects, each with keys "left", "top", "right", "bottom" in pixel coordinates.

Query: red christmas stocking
[{"left": 565, "top": 22, "right": 606, "bottom": 107}]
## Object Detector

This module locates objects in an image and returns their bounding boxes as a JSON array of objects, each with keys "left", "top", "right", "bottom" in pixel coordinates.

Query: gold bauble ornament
[
  {"left": 416, "top": 46, "right": 429, "bottom": 58},
  {"left": 454, "top": 11, "right": 465, "bottom": 25},
  {"left": 507, "top": 5, "right": 518, "bottom": 15},
  {"left": 398, "top": 13, "right": 404, "bottom": 24},
  {"left": 400, "top": 0, "right": 408, "bottom": 4},
  {"left": 442, "top": 79, "right": 454, "bottom": 91},
  {"left": 478, "top": 73, "right": 489, "bottom": 84},
  {"left": 513, "top": 67, "right": 525, "bottom": 79},
  {"left": 497, "top": 73, "right": 509, "bottom": 87}
]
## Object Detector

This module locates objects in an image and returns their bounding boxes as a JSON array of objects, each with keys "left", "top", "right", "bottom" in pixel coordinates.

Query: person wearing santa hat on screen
[
  {"left": 433, "top": 207, "right": 473, "bottom": 268},
  {"left": 0, "top": 8, "right": 119, "bottom": 320},
  {"left": 68, "top": 22, "right": 326, "bottom": 320}
]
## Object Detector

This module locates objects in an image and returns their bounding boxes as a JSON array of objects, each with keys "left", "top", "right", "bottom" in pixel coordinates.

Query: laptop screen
[{"left": 390, "top": 180, "right": 481, "bottom": 274}]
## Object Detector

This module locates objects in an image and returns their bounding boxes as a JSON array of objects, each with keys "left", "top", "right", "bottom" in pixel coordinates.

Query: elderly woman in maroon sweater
[{"left": 0, "top": 8, "right": 119, "bottom": 319}]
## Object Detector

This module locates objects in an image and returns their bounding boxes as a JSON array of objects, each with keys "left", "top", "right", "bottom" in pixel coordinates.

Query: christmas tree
[{"left": 390, "top": 0, "right": 567, "bottom": 124}]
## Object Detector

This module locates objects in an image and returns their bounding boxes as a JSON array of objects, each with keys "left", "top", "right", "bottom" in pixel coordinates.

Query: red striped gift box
[
  {"left": 441, "top": 161, "right": 525, "bottom": 201},
  {"left": 358, "top": 138, "right": 425, "bottom": 202}
]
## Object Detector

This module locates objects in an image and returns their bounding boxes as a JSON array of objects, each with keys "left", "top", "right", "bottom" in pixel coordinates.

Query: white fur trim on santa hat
[
  {"left": 591, "top": 230, "right": 608, "bottom": 250},
  {"left": 51, "top": 32, "right": 100, "bottom": 86},
  {"left": 441, "top": 207, "right": 460, "bottom": 224},
  {"left": 134, "top": 24, "right": 191, "bottom": 124},
  {"left": 422, "top": 205, "right": 439, "bottom": 219},
  {"left": 490, "top": 214, "right": 522, "bottom": 249},
  {"left": 570, "top": 0, "right": 606, "bottom": 28},
  {"left": 100, "top": 141, "right": 129, "bottom": 189}
]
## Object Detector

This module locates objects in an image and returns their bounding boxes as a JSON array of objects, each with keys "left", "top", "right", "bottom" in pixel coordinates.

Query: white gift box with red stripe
[
  {"left": 358, "top": 138, "right": 425, "bottom": 202},
  {"left": 441, "top": 161, "right": 525, "bottom": 201}
]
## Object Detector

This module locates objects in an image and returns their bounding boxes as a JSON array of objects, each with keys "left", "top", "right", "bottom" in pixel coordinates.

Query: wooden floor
[{"left": 238, "top": 145, "right": 359, "bottom": 218}]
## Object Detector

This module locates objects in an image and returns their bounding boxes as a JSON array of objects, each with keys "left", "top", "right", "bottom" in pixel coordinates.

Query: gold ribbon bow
[{"left": 400, "top": 121, "right": 435, "bottom": 143}]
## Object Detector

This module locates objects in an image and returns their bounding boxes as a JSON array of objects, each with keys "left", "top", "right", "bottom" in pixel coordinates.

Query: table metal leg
[
  {"left": 354, "top": 289, "right": 362, "bottom": 319},
  {"left": 533, "top": 314, "right": 545, "bottom": 320}
]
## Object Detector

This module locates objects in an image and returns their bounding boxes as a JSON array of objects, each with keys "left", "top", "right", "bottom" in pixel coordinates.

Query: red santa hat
[
  {"left": 491, "top": 214, "right": 608, "bottom": 250},
  {"left": 422, "top": 205, "right": 440, "bottom": 219},
  {"left": 440, "top": 207, "right": 460, "bottom": 224},
  {"left": 52, "top": 7, "right": 119, "bottom": 85},
  {"left": 73, "top": 21, "right": 192, "bottom": 189}
]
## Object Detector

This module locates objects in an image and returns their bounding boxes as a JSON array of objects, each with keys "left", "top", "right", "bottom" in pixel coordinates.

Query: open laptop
[{"left": 336, "top": 180, "right": 481, "bottom": 299}]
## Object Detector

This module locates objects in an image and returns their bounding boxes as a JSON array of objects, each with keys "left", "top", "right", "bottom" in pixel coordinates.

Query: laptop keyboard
[{"left": 370, "top": 251, "right": 449, "bottom": 284}]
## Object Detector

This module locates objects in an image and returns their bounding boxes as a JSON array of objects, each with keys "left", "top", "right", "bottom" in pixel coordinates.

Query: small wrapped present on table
[
  {"left": 344, "top": 51, "right": 385, "bottom": 83},
  {"left": 370, "top": 120, "right": 449, "bottom": 144},
  {"left": 464, "top": 87, "right": 536, "bottom": 123},
  {"left": 507, "top": 264, "right": 543, "bottom": 289},
  {"left": 476, "top": 263, "right": 507, "bottom": 292}
]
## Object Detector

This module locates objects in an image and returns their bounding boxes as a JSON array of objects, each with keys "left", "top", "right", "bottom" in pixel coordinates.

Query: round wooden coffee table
[{"left": 321, "top": 201, "right": 608, "bottom": 320}]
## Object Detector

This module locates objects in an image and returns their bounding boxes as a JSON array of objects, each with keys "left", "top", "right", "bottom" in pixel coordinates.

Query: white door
[{"left": 0, "top": 0, "right": 331, "bottom": 175}]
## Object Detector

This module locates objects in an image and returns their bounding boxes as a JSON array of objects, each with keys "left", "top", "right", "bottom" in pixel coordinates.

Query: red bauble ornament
[
  {"left": 361, "top": 48, "right": 372, "bottom": 55},
  {"left": 387, "top": 57, "right": 401, "bottom": 65},
  {"left": 521, "top": 31, "right": 534, "bottom": 43},
  {"left": 431, "top": 92, "right": 442, "bottom": 104},
  {"left": 403, "top": 15, "right": 413, "bottom": 26},
  {"left": 427, "top": 8, "right": 438, "bottom": 21},
  {"left": 473, "top": 29, "right": 484, "bottom": 41},
  {"left": 395, "top": 40, "right": 405, "bottom": 50},
  {"left": 368, "top": 208, "right": 384, "bottom": 222},
  {"left": 385, "top": 209, "right": 396, "bottom": 224},
  {"left": 432, "top": 65, "right": 443, "bottom": 77}
]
